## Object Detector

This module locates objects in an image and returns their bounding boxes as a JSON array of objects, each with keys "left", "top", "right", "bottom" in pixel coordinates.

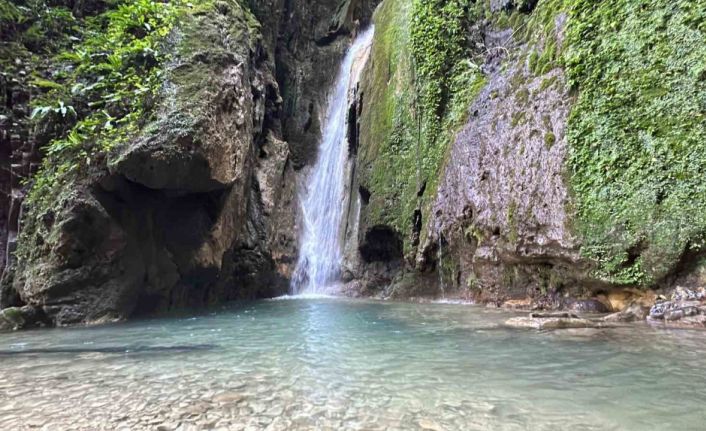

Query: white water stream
[{"left": 291, "top": 27, "right": 374, "bottom": 294}]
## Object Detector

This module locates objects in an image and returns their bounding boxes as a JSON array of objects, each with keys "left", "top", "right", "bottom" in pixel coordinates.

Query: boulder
[
  {"left": 671, "top": 286, "right": 705, "bottom": 302},
  {"left": 5, "top": 0, "right": 303, "bottom": 326},
  {"left": 649, "top": 300, "right": 702, "bottom": 320},
  {"left": 566, "top": 299, "right": 610, "bottom": 314},
  {"left": 647, "top": 287, "right": 706, "bottom": 328},
  {"left": 603, "top": 301, "right": 651, "bottom": 323},
  {"left": 0, "top": 305, "right": 44, "bottom": 330},
  {"left": 505, "top": 312, "right": 607, "bottom": 330}
]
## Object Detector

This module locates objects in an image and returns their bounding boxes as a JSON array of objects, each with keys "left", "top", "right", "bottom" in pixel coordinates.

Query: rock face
[
  {"left": 0, "top": 54, "right": 40, "bottom": 303},
  {"left": 2, "top": 0, "right": 704, "bottom": 327},
  {"left": 0, "top": 0, "right": 378, "bottom": 327},
  {"left": 419, "top": 62, "right": 578, "bottom": 303},
  {"left": 343, "top": 0, "right": 585, "bottom": 302},
  {"left": 341, "top": 0, "right": 706, "bottom": 310},
  {"left": 248, "top": 0, "right": 377, "bottom": 169}
]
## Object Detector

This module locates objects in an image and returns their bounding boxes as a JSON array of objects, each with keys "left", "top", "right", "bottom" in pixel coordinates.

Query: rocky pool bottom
[{"left": 1, "top": 297, "right": 705, "bottom": 431}]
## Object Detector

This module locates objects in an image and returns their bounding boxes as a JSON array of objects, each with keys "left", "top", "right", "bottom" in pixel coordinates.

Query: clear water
[
  {"left": 1, "top": 298, "right": 705, "bottom": 430},
  {"left": 292, "top": 28, "right": 374, "bottom": 294}
]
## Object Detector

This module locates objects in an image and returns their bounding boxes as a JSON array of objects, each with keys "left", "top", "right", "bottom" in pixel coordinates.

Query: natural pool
[{"left": 1, "top": 297, "right": 705, "bottom": 430}]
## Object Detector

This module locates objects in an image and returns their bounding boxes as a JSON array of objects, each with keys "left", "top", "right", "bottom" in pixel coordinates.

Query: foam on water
[{"left": 269, "top": 293, "right": 338, "bottom": 301}]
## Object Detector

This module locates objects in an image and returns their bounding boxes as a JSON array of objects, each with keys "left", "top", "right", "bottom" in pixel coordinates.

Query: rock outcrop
[
  {"left": 0, "top": 0, "right": 378, "bottom": 327},
  {"left": 646, "top": 287, "right": 706, "bottom": 328},
  {"left": 341, "top": 0, "right": 706, "bottom": 314},
  {"left": 249, "top": 0, "right": 377, "bottom": 169}
]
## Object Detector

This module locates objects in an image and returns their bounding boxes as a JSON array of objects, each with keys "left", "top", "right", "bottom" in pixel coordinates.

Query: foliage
[
  {"left": 411, "top": 0, "right": 473, "bottom": 140},
  {"left": 565, "top": 0, "right": 706, "bottom": 284},
  {"left": 12, "top": 0, "right": 259, "bottom": 272},
  {"left": 410, "top": 0, "right": 486, "bottom": 182},
  {"left": 0, "top": 0, "right": 84, "bottom": 53},
  {"left": 25, "top": 0, "right": 187, "bottom": 210},
  {"left": 0, "top": 0, "right": 23, "bottom": 25}
]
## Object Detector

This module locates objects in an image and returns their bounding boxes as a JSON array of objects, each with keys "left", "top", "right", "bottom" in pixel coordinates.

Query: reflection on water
[{"left": 1, "top": 297, "right": 705, "bottom": 430}]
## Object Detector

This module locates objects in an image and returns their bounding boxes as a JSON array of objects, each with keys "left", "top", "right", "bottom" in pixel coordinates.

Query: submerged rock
[
  {"left": 505, "top": 312, "right": 607, "bottom": 330},
  {"left": 501, "top": 298, "right": 532, "bottom": 310}
]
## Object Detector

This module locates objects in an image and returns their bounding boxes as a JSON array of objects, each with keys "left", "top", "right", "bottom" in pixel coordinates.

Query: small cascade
[
  {"left": 291, "top": 27, "right": 375, "bottom": 294},
  {"left": 437, "top": 233, "right": 446, "bottom": 299}
]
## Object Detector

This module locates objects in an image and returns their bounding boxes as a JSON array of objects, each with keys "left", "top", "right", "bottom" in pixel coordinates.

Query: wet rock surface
[
  {"left": 422, "top": 57, "right": 579, "bottom": 302},
  {"left": 505, "top": 312, "right": 609, "bottom": 330},
  {"left": 249, "top": 0, "right": 378, "bottom": 169},
  {"left": 603, "top": 302, "right": 652, "bottom": 323},
  {"left": 344, "top": 2, "right": 590, "bottom": 302},
  {"left": 339, "top": 0, "right": 706, "bottom": 311},
  {"left": 0, "top": 305, "right": 47, "bottom": 331},
  {"left": 648, "top": 287, "right": 706, "bottom": 328}
]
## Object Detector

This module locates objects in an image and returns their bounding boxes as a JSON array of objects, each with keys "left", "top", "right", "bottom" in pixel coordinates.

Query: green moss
[
  {"left": 464, "top": 224, "right": 485, "bottom": 244},
  {"left": 359, "top": 0, "right": 704, "bottom": 289},
  {"left": 539, "top": 75, "right": 558, "bottom": 92},
  {"left": 544, "top": 131, "right": 556, "bottom": 149},
  {"left": 515, "top": 87, "right": 530, "bottom": 105},
  {"left": 439, "top": 246, "right": 459, "bottom": 289},
  {"left": 527, "top": 50, "right": 539, "bottom": 74},
  {"left": 565, "top": 0, "right": 706, "bottom": 285},
  {"left": 466, "top": 272, "right": 479, "bottom": 291},
  {"left": 501, "top": 266, "right": 516, "bottom": 287},
  {"left": 359, "top": 0, "right": 486, "bottom": 254},
  {"left": 511, "top": 111, "right": 527, "bottom": 127},
  {"left": 507, "top": 200, "right": 518, "bottom": 244},
  {"left": 535, "top": 38, "right": 557, "bottom": 75}
]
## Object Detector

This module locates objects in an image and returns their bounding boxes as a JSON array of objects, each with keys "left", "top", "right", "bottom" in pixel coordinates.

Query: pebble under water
[{"left": 1, "top": 297, "right": 706, "bottom": 430}]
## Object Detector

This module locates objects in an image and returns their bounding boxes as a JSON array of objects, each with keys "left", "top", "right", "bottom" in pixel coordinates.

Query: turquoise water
[{"left": 1, "top": 297, "right": 705, "bottom": 430}]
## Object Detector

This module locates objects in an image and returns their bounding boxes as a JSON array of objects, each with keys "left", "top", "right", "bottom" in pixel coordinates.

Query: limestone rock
[
  {"left": 4, "top": 0, "right": 336, "bottom": 325},
  {"left": 566, "top": 299, "right": 610, "bottom": 314}
]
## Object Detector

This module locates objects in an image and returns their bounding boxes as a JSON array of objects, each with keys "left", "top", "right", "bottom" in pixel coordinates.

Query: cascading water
[{"left": 291, "top": 27, "right": 374, "bottom": 294}]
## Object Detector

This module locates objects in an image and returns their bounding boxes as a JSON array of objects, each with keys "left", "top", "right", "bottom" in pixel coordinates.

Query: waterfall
[{"left": 291, "top": 27, "right": 375, "bottom": 294}]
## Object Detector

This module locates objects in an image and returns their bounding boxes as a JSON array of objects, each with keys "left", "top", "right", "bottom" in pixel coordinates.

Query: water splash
[{"left": 291, "top": 27, "right": 375, "bottom": 294}]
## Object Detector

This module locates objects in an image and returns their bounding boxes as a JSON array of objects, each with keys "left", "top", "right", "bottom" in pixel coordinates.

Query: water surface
[{"left": 1, "top": 298, "right": 705, "bottom": 430}]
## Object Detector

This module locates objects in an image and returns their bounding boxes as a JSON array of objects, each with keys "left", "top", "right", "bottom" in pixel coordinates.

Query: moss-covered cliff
[
  {"left": 345, "top": 0, "right": 706, "bottom": 308},
  {"left": 566, "top": 0, "right": 706, "bottom": 286},
  {"left": 355, "top": 0, "right": 486, "bottom": 256}
]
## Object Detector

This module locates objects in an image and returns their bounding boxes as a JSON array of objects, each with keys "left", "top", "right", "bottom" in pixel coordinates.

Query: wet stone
[{"left": 505, "top": 313, "right": 607, "bottom": 330}]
